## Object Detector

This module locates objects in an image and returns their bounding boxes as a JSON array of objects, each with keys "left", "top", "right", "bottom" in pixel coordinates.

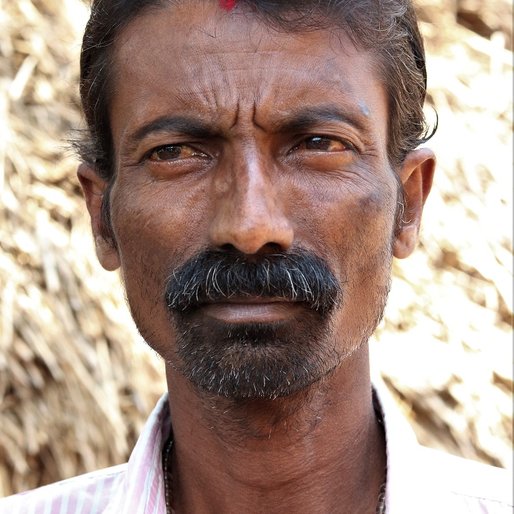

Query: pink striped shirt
[
  {"left": 1, "top": 387, "right": 511, "bottom": 513},
  {"left": 0, "top": 394, "right": 170, "bottom": 514}
]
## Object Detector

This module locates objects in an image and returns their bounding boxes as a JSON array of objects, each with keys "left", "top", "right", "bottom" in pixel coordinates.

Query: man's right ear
[{"left": 77, "top": 163, "right": 120, "bottom": 271}]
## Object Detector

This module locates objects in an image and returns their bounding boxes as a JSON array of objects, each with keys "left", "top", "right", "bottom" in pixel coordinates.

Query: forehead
[{"left": 110, "top": 1, "right": 388, "bottom": 144}]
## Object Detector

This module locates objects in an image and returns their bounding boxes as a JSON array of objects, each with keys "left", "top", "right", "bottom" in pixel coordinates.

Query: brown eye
[
  {"left": 296, "top": 136, "right": 352, "bottom": 152},
  {"left": 149, "top": 144, "right": 205, "bottom": 161}
]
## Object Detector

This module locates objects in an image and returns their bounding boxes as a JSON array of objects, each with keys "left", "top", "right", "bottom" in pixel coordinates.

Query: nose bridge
[
  {"left": 239, "top": 152, "right": 275, "bottom": 217},
  {"left": 209, "top": 148, "right": 294, "bottom": 254}
]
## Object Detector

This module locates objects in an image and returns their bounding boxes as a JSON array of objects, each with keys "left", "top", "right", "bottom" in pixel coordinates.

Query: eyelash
[
  {"left": 145, "top": 144, "right": 207, "bottom": 162},
  {"left": 289, "top": 135, "right": 357, "bottom": 154},
  {"left": 144, "top": 134, "right": 357, "bottom": 164}
]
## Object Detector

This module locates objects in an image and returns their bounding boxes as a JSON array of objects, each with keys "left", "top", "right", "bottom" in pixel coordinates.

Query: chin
[{"left": 170, "top": 313, "right": 346, "bottom": 400}]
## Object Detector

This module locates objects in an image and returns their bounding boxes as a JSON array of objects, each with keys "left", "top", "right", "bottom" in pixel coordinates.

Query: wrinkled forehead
[
  {"left": 111, "top": 0, "right": 374, "bottom": 86},
  {"left": 108, "top": 0, "right": 388, "bottom": 147}
]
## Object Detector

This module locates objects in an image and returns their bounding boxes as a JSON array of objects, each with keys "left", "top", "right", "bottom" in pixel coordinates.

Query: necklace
[
  {"left": 374, "top": 392, "right": 388, "bottom": 514},
  {"left": 376, "top": 481, "right": 387, "bottom": 514},
  {"left": 162, "top": 437, "right": 387, "bottom": 514},
  {"left": 162, "top": 436, "right": 176, "bottom": 514}
]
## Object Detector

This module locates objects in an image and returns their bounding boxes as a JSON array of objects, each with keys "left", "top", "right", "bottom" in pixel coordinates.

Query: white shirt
[{"left": 0, "top": 385, "right": 511, "bottom": 513}]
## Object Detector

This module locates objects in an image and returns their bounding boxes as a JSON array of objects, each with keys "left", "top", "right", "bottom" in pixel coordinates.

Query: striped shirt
[{"left": 1, "top": 386, "right": 512, "bottom": 513}]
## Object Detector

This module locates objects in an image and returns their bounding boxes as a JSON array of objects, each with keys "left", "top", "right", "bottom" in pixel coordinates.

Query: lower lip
[{"left": 199, "top": 302, "right": 303, "bottom": 323}]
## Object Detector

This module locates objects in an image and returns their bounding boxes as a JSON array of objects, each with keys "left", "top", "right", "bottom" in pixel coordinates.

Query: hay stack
[
  {"left": 0, "top": 0, "right": 512, "bottom": 497},
  {"left": 0, "top": 0, "right": 165, "bottom": 496},
  {"left": 372, "top": 0, "right": 513, "bottom": 469}
]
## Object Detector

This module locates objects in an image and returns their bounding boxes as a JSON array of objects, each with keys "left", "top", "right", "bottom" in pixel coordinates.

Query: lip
[{"left": 197, "top": 298, "right": 303, "bottom": 323}]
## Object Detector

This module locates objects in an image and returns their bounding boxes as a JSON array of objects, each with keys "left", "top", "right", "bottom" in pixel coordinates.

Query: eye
[
  {"left": 292, "top": 136, "right": 354, "bottom": 153},
  {"left": 148, "top": 144, "right": 207, "bottom": 161}
]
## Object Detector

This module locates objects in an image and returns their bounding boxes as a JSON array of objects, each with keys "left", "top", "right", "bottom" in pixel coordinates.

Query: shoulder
[
  {"left": 419, "top": 446, "right": 513, "bottom": 513},
  {"left": 373, "top": 379, "right": 512, "bottom": 514},
  {"left": 0, "top": 464, "right": 127, "bottom": 514}
]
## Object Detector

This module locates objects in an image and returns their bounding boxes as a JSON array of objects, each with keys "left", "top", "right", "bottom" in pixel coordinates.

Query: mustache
[{"left": 165, "top": 249, "right": 342, "bottom": 316}]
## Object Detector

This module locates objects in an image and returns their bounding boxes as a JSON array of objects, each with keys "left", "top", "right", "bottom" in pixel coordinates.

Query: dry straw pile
[{"left": 0, "top": 0, "right": 512, "bottom": 498}]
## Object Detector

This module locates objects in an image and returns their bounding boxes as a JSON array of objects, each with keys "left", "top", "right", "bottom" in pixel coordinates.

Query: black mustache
[{"left": 165, "top": 249, "right": 342, "bottom": 316}]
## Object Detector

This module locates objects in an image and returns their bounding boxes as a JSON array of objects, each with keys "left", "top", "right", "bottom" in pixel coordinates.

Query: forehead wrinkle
[
  {"left": 120, "top": 66, "right": 377, "bottom": 140},
  {"left": 110, "top": 2, "right": 388, "bottom": 154},
  {"left": 111, "top": 2, "right": 367, "bottom": 99},
  {"left": 172, "top": 48, "right": 364, "bottom": 116}
]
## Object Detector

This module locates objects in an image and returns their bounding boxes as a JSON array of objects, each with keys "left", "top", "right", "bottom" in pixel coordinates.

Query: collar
[{"left": 373, "top": 380, "right": 458, "bottom": 514}]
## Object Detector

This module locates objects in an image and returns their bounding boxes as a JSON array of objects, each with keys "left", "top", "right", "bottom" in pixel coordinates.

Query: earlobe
[
  {"left": 393, "top": 148, "right": 436, "bottom": 259},
  {"left": 77, "top": 163, "right": 120, "bottom": 271}
]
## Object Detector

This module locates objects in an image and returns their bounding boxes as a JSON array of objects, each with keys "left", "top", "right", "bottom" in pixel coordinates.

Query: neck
[{"left": 165, "top": 344, "right": 386, "bottom": 514}]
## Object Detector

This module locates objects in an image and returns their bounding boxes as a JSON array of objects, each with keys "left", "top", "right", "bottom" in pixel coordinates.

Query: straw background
[{"left": 0, "top": 0, "right": 512, "bottom": 498}]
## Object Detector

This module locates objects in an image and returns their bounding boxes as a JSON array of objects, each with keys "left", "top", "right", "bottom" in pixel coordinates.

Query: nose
[{"left": 209, "top": 154, "right": 294, "bottom": 255}]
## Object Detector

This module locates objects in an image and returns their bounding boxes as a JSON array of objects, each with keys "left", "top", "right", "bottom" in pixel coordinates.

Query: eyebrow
[
  {"left": 274, "top": 104, "right": 370, "bottom": 135},
  {"left": 127, "top": 115, "right": 217, "bottom": 148},
  {"left": 126, "top": 104, "right": 371, "bottom": 150}
]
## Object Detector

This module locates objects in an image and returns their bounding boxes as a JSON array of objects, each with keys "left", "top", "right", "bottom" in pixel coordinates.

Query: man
[{"left": 1, "top": 0, "right": 511, "bottom": 513}]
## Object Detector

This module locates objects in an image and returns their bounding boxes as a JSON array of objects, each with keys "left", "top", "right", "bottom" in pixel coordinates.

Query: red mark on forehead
[{"left": 219, "top": 0, "right": 236, "bottom": 11}]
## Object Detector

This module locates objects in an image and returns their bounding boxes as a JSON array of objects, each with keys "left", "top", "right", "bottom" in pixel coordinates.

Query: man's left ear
[{"left": 393, "top": 148, "right": 436, "bottom": 259}]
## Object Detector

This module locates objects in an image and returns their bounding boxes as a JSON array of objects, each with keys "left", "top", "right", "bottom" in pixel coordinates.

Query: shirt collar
[
  {"left": 105, "top": 394, "right": 170, "bottom": 514},
  {"left": 374, "top": 380, "right": 456, "bottom": 514}
]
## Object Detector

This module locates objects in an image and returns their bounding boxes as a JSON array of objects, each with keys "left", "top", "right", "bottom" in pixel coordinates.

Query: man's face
[{"left": 92, "top": 2, "right": 410, "bottom": 399}]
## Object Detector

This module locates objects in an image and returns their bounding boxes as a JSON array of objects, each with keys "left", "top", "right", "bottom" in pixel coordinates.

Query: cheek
[
  {"left": 108, "top": 178, "right": 209, "bottom": 316},
  {"left": 352, "top": 188, "right": 397, "bottom": 259},
  {"left": 316, "top": 181, "right": 396, "bottom": 340},
  {"left": 293, "top": 176, "right": 397, "bottom": 277}
]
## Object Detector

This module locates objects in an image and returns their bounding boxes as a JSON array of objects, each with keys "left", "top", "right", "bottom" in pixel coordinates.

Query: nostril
[
  {"left": 219, "top": 243, "right": 238, "bottom": 253},
  {"left": 258, "top": 242, "right": 284, "bottom": 255},
  {"left": 217, "top": 242, "right": 285, "bottom": 256}
]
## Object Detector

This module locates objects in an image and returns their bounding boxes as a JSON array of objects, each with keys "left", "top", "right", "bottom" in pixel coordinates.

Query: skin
[{"left": 78, "top": 1, "right": 435, "bottom": 513}]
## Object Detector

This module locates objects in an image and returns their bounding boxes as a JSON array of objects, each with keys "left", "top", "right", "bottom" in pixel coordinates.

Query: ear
[
  {"left": 393, "top": 148, "right": 436, "bottom": 259},
  {"left": 77, "top": 163, "right": 120, "bottom": 271}
]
